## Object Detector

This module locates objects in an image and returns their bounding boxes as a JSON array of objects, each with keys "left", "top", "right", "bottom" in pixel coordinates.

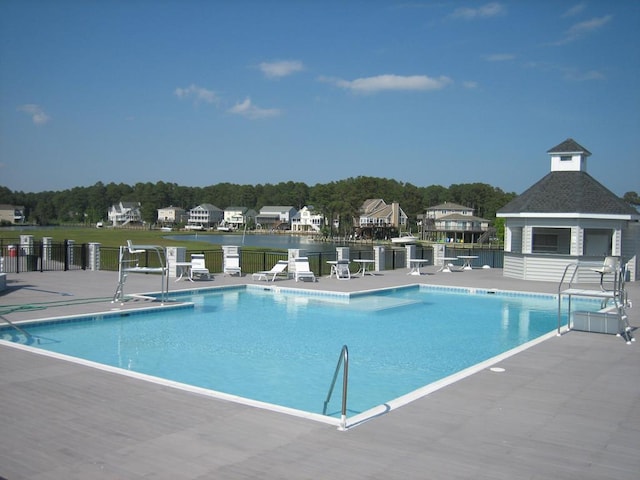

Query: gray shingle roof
[
  {"left": 497, "top": 171, "right": 637, "bottom": 216},
  {"left": 547, "top": 138, "right": 591, "bottom": 156}
]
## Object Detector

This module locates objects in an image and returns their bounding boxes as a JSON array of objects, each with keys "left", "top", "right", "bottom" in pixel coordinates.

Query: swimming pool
[{"left": 1, "top": 285, "right": 600, "bottom": 425}]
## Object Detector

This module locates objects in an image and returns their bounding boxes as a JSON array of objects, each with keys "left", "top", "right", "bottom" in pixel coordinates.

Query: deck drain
[{"left": 490, "top": 367, "right": 505, "bottom": 373}]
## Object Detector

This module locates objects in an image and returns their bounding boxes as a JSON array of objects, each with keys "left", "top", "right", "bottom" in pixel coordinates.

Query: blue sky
[{"left": 1, "top": 0, "right": 639, "bottom": 196}]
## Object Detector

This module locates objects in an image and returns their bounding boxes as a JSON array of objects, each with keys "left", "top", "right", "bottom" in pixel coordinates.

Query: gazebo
[{"left": 497, "top": 139, "right": 639, "bottom": 282}]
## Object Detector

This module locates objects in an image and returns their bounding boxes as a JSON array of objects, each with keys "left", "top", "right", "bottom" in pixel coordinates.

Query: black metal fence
[
  {"left": 0, "top": 238, "right": 503, "bottom": 276},
  {"left": 444, "top": 245, "right": 505, "bottom": 269},
  {"left": 0, "top": 239, "right": 88, "bottom": 273}
]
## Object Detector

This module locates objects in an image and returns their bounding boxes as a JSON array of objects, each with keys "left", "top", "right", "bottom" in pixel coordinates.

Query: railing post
[
  {"left": 339, "top": 345, "right": 349, "bottom": 431},
  {"left": 63, "top": 240, "right": 69, "bottom": 271}
]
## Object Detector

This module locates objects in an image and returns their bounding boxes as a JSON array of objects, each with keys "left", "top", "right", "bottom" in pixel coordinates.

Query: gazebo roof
[
  {"left": 546, "top": 138, "right": 591, "bottom": 156},
  {"left": 497, "top": 171, "right": 637, "bottom": 216}
]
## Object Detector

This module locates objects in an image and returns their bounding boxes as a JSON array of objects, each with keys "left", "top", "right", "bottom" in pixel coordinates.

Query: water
[
  {"left": 164, "top": 233, "right": 373, "bottom": 254},
  {"left": 2, "top": 286, "right": 600, "bottom": 417}
]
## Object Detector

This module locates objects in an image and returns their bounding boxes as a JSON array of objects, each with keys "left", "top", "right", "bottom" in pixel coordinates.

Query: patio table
[
  {"left": 457, "top": 255, "right": 478, "bottom": 270},
  {"left": 353, "top": 259, "right": 375, "bottom": 277},
  {"left": 408, "top": 258, "right": 429, "bottom": 276}
]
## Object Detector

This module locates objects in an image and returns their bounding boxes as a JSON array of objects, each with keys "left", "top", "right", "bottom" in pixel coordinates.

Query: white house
[
  {"left": 108, "top": 201, "right": 142, "bottom": 226},
  {"left": 157, "top": 206, "right": 187, "bottom": 226},
  {"left": 421, "top": 202, "right": 490, "bottom": 243},
  {"left": 0, "top": 204, "right": 25, "bottom": 224},
  {"left": 497, "top": 139, "right": 639, "bottom": 282},
  {"left": 291, "top": 206, "right": 325, "bottom": 233},
  {"left": 222, "top": 207, "right": 257, "bottom": 229},
  {"left": 255, "top": 206, "right": 297, "bottom": 230},
  {"left": 187, "top": 203, "right": 223, "bottom": 229}
]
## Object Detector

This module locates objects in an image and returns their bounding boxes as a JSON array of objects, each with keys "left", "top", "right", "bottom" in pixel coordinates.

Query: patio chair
[
  {"left": 189, "top": 254, "right": 210, "bottom": 280},
  {"left": 294, "top": 257, "right": 316, "bottom": 282},
  {"left": 331, "top": 259, "right": 351, "bottom": 280},
  {"left": 252, "top": 260, "right": 288, "bottom": 282},
  {"left": 224, "top": 254, "right": 242, "bottom": 276}
]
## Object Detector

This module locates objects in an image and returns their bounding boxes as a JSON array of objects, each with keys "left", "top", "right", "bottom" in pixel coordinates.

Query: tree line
[{"left": 0, "top": 177, "right": 525, "bottom": 230}]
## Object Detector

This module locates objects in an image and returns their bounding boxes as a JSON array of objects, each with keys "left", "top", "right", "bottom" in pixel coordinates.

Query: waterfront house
[
  {"left": 0, "top": 204, "right": 25, "bottom": 225},
  {"left": 157, "top": 206, "right": 187, "bottom": 226},
  {"left": 108, "top": 201, "right": 142, "bottom": 226},
  {"left": 291, "top": 206, "right": 325, "bottom": 233},
  {"left": 255, "top": 206, "right": 297, "bottom": 230},
  {"left": 222, "top": 207, "right": 257, "bottom": 230},
  {"left": 420, "top": 202, "right": 490, "bottom": 243},
  {"left": 187, "top": 203, "right": 223, "bottom": 230}
]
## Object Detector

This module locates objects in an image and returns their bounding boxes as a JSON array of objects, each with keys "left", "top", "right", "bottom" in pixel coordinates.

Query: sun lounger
[
  {"left": 190, "top": 254, "right": 210, "bottom": 280},
  {"left": 224, "top": 253, "right": 242, "bottom": 276},
  {"left": 294, "top": 257, "right": 316, "bottom": 282},
  {"left": 252, "top": 260, "right": 288, "bottom": 282}
]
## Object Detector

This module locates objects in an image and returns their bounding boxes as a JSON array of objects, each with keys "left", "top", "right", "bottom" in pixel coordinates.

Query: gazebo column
[
  {"left": 612, "top": 229, "right": 622, "bottom": 256},
  {"left": 571, "top": 226, "right": 581, "bottom": 256}
]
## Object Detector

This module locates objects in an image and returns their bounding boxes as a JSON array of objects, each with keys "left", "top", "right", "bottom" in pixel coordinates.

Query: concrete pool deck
[{"left": 1, "top": 266, "right": 639, "bottom": 479}]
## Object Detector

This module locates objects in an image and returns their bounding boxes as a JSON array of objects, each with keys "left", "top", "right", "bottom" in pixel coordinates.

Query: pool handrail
[
  {"left": 323, "top": 344, "right": 349, "bottom": 431},
  {"left": 0, "top": 313, "right": 34, "bottom": 342}
]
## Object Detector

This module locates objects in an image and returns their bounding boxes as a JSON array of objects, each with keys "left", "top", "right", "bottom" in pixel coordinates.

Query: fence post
[{"left": 63, "top": 240, "right": 69, "bottom": 271}]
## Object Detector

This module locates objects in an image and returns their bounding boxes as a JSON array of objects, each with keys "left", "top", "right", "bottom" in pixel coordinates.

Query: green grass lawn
[{"left": 0, "top": 226, "right": 222, "bottom": 249}]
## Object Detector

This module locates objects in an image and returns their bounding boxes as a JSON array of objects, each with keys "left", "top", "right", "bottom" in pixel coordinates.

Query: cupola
[{"left": 547, "top": 138, "right": 591, "bottom": 172}]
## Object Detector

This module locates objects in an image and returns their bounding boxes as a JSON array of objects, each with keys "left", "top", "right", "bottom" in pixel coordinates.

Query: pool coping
[
  {"left": 1, "top": 282, "right": 577, "bottom": 430},
  {"left": 1, "top": 267, "right": 638, "bottom": 479}
]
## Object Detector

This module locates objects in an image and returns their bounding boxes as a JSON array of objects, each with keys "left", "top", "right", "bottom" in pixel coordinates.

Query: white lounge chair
[
  {"left": 190, "top": 254, "right": 210, "bottom": 280},
  {"left": 252, "top": 260, "right": 288, "bottom": 282},
  {"left": 224, "top": 254, "right": 242, "bottom": 276},
  {"left": 331, "top": 259, "right": 351, "bottom": 280},
  {"left": 294, "top": 257, "right": 316, "bottom": 282}
]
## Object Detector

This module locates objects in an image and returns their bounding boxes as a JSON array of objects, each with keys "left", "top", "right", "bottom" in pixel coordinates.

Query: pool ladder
[
  {"left": 323, "top": 345, "right": 349, "bottom": 431},
  {"left": 0, "top": 314, "right": 34, "bottom": 343}
]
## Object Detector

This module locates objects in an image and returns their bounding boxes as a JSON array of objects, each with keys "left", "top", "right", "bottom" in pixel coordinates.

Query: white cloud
[
  {"left": 484, "top": 53, "right": 516, "bottom": 62},
  {"left": 554, "top": 14, "right": 613, "bottom": 45},
  {"left": 320, "top": 74, "right": 452, "bottom": 94},
  {"left": 174, "top": 84, "right": 218, "bottom": 104},
  {"left": 567, "top": 15, "right": 613, "bottom": 38},
  {"left": 17, "top": 104, "right": 50, "bottom": 125},
  {"left": 561, "top": 3, "right": 586, "bottom": 18},
  {"left": 259, "top": 60, "right": 304, "bottom": 79},
  {"left": 228, "top": 97, "right": 281, "bottom": 119},
  {"left": 563, "top": 68, "right": 605, "bottom": 82},
  {"left": 462, "top": 81, "right": 478, "bottom": 89},
  {"left": 451, "top": 2, "right": 505, "bottom": 20}
]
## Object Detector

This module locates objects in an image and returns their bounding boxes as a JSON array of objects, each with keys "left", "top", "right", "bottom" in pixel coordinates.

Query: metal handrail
[
  {"left": 323, "top": 345, "right": 349, "bottom": 431},
  {"left": 0, "top": 314, "right": 34, "bottom": 342}
]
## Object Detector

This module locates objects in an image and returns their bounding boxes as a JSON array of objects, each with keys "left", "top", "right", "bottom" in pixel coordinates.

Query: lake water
[{"left": 165, "top": 233, "right": 376, "bottom": 253}]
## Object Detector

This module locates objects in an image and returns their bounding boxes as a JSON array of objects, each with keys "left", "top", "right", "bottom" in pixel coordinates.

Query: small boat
[
  {"left": 185, "top": 224, "right": 205, "bottom": 231},
  {"left": 391, "top": 232, "right": 419, "bottom": 244},
  {"left": 217, "top": 221, "right": 232, "bottom": 232},
  {"left": 160, "top": 226, "right": 172, "bottom": 232}
]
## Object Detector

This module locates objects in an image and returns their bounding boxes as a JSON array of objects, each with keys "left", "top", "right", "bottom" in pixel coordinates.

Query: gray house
[{"left": 497, "top": 139, "right": 639, "bottom": 282}]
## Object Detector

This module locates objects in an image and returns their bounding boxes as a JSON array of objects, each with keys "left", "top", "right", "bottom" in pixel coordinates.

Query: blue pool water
[{"left": 2, "top": 286, "right": 599, "bottom": 417}]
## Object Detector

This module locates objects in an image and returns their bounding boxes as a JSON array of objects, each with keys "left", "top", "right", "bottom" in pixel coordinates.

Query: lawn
[{"left": 0, "top": 226, "right": 223, "bottom": 250}]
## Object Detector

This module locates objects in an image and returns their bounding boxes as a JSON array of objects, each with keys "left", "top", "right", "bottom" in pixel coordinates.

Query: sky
[{"left": 1, "top": 0, "right": 639, "bottom": 197}]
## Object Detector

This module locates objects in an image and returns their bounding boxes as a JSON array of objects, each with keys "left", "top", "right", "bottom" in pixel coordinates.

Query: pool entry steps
[
  {"left": 558, "top": 257, "right": 634, "bottom": 344},
  {"left": 113, "top": 241, "right": 169, "bottom": 304}
]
